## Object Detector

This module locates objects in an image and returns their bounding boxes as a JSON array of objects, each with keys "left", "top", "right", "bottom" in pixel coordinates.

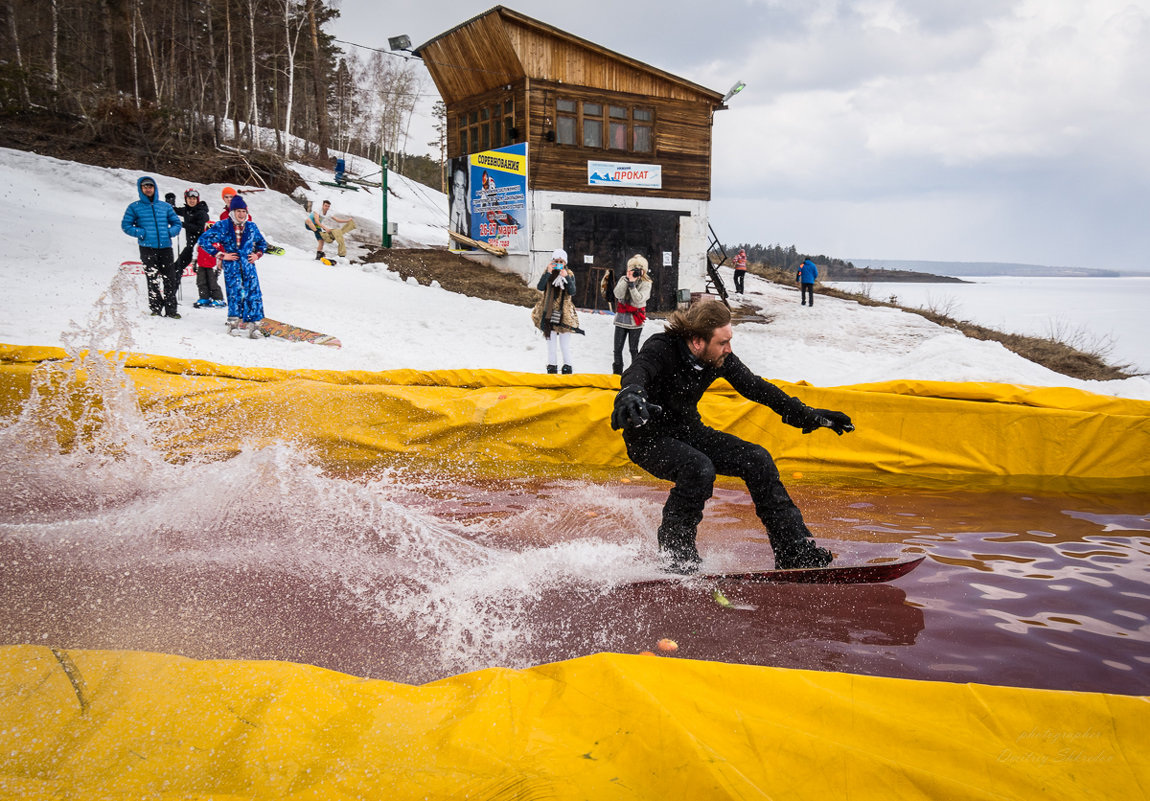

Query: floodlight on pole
[
  {"left": 722, "top": 80, "right": 746, "bottom": 104},
  {"left": 388, "top": 34, "right": 412, "bottom": 52}
]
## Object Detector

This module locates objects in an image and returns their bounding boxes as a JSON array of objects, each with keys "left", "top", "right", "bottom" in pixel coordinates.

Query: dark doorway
[{"left": 559, "top": 207, "right": 682, "bottom": 312}]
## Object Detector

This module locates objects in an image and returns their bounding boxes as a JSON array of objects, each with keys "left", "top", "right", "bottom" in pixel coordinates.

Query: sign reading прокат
[{"left": 587, "top": 161, "right": 662, "bottom": 189}]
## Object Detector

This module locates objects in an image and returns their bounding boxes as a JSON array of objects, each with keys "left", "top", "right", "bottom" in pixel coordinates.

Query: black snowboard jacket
[
  {"left": 175, "top": 200, "right": 211, "bottom": 241},
  {"left": 618, "top": 332, "right": 805, "bottom": 436}
]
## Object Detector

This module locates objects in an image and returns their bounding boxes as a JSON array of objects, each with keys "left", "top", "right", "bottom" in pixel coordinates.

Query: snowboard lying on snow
[
  {"left": 255, "top": 318, "right": 342, "bottom": 348},
  {"left": 633, "top": 555, "right": 924, "bottom": 587}
]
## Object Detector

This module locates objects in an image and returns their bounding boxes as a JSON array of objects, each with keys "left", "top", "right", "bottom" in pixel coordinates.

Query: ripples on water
[{"left": 2, "top": 278, "right": 1148, "bottom": 693}]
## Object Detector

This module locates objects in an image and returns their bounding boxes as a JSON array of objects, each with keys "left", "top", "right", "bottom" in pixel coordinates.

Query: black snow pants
[
  {"left": 140, "top": 245, "right": 179, "bottom": 316},
  {"left": 624, "top": 423, "right": 812, "bottom": 558}
]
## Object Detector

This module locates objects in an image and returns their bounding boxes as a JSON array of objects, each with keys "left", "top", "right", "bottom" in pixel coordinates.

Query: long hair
[{"left": 664, "top": 299, "right": 731, "bottom": 341}]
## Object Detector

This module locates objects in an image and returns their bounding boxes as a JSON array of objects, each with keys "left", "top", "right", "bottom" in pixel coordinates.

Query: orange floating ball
[
  {"left": 656, "top": 638, "right": 679, "bottom": 653},
  {"left": 792, "top": 471, "right": 804, "bottom": 479}
]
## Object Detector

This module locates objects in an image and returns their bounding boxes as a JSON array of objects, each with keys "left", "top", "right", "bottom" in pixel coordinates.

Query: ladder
[{"left": 705, "top": 224, "right": 731, "bottom": 308}]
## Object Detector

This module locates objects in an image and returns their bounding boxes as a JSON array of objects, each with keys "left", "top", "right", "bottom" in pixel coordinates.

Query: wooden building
[{"left": 415, "top": 6, "right": 728, "bottom": 312}]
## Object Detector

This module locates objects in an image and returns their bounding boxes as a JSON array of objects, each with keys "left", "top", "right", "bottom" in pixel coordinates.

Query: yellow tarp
[
  {"left": 0, "top": 645, "right": 1146, "bottom": 800},
  {"left": 3, "top": 347, "right": 1150, "bottom": 798},
  {"left": 2, "top": 344, "right": 1148, "bottom": 489}
]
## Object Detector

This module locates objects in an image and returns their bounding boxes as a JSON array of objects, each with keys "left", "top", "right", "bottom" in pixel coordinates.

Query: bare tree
[
  {"left": 307, "top": 0, "right": 329, "bottom": 160},
  {"left": 279, "top": 0, "right": 306, "bottom": 153},
  {"left": 430, "top": 100, "right": 447, "bottom": 193},
  {"left": 1, "top": 0, "right": 427, "bottom": 183},
  {"left": 47, "top": 0, "right": 59, "bottom": 96},
  {"left": 247, "top": 0, "right": 259, "bottom": 148}
]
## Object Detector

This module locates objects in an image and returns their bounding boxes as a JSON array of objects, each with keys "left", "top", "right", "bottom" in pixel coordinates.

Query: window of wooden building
[
  {"left": 556, "top": 97, "right": 654, "bottom": 153},
  {"left": 457, "top": 98, "right": 518, "bottom": 154}
]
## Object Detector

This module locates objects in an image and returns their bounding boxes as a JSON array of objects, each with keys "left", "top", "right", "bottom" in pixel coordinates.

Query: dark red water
[{"left": 3, "top": 467, "right": 1147, "bottom": 695}]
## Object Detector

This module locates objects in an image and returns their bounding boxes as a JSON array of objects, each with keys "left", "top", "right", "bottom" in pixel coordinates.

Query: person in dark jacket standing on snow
[
  {"left": 611, "top": 300, "right": 854, "bottom": 573},
  {"left": 172, "top": 189, "right": 219, "bottom": 308},
  {"left": 198, "top": 195, "right": 269, "bottom": 338},
  {"left": 121, "top": 175, "right": 183, "bottom": 318},
  {"left": 798, "top": 258, "right": 819, "bottom": 306}
]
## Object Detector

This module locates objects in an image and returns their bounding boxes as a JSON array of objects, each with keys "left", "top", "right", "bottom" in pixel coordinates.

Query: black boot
[
  {"left": 561, "top": 364, "right": 573, "bottom": 374},
  {"left": 658, "top": 522, "right": 701, "bottom": 574},
  {"left": 656, "top": 508, "right": 703, "bottom": 574},
  {"left": 546, "top": 364, "right": 558, "bottom": 374},
  {"left": 773, "top": 537, "right": 833, "bottom": 570}
]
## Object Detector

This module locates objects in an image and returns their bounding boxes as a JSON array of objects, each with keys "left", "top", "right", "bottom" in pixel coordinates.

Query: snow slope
[{"left": 2, "top": 146, "right": 1147, "bottom": 399}]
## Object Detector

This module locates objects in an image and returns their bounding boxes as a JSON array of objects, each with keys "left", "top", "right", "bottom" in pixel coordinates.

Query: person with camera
[
  {"left": 732, "top": 248, "right": 748, "bottom": 294},
  {"left": 531, "top": 249, "right": 582, "bottom": 373},
  {"left": 610, "top": 299, "right": 854, "bottom": 574},
  {"left": 611, "top": 254, "right": 653, "bottom": 375}
]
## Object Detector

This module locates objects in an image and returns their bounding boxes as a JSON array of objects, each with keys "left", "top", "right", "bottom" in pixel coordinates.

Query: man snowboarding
[
  {"left": 305, "top": 199, "right": 356, "bottom": 260},
  {"left": 611, "top": 300, "right": 854, "bottom": 573},
  {"left": 121, "top": 176, "right": 184, "bottom": 318}
]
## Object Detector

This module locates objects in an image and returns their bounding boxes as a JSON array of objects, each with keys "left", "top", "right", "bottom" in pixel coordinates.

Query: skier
[
  {"left": 798, "top": 258, "right": 819, "bottom": 306},
  {"left": 611, "top": 299, "right": 854, "bottom": 573},
  {"left": 197, "top": 196, "right": 269, "bottom": 338},
  {"left": 172, "top": 189, "right": 219, "bottom": 308},
  {"left": 120, "top": 175, "right": 183, "bottom": 318}
]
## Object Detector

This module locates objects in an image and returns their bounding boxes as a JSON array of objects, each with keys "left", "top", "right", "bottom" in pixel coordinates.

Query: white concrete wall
[{"left": 524, "top": 190, "right": 711, "bottom": 290}]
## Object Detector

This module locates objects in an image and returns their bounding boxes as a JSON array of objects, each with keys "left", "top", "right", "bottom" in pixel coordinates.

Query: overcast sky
[{"left": 330, "top": 0, "right": 1150, "bottom": 271}]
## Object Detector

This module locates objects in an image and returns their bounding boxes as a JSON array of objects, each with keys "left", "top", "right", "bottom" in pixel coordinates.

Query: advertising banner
[
  {"left": 448, "top": 142, "right": 529, "bottom": 253},
  {"left": 587, "top": 160, "right": 662, "bottom": 189}
]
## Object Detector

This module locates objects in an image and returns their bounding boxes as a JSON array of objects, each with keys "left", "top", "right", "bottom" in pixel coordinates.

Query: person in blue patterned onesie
[{"left": 197, "top": 195, "right": 269, "bottom": 338}]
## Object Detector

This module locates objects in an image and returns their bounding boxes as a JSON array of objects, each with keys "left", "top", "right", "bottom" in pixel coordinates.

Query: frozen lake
[{"left": 825, "top": 276, "right": 1150, "bottom": 375}]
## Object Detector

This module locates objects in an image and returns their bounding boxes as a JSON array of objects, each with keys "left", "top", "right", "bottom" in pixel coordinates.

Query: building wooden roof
[{"left": 414, "top": 6, "right": 725, "bottom": 107}]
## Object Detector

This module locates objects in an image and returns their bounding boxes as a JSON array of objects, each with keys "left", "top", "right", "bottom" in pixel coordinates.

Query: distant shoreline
[{"left": 846, "top": 258, "right": 1134, "bottom": 279}]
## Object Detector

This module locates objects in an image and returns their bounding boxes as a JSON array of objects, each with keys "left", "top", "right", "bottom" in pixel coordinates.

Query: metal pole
[{"left": 381, "top": 153, "right": 392, "bottom": 248}]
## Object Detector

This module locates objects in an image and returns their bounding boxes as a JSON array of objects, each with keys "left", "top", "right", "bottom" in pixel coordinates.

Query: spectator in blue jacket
[
  {"left": 121, "top": 176, "right": 184, "bottom": 318},
  {"left": 798, "top": 258, "right": 819, "bottom": 306},
  {"left": 198, "top": 195, "right": 269, "bottom": 338}
]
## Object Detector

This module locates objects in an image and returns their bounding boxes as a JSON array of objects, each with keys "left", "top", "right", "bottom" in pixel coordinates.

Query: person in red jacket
[{"left": 732, "top": 248, "right": 748, "bottom": 294}]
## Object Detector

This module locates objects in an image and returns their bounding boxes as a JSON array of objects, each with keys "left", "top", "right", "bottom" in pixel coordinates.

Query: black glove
[
  {"left": 611, "top": 385, "right": 662, "bottom": 431},
  {"left": 782, "top": 400, "right": 854, "bottom": 435},
  {"left": 803, "top": 407, "right": 854, "bottom": 435},
  {"left": 165, "top": 193, "right": 176, "bottom": 205}
]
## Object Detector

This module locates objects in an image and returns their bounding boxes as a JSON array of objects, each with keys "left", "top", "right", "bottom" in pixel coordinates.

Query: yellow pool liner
[
  {"left": 1, "top": 646, "right": 1146, "bottom": 800},
  {"left": 2, "top": 344, "right": 1148, "bottom": 799},
  {"left": 2, "top": 344, "right": 1148, "bottom": 489}
]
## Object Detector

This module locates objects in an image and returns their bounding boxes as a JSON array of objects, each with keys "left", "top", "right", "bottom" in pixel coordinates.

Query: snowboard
[
  {"left": 256, "top": 318, "right": 342, "bottom": 348},
  {"left": 633, "top": 555, "right": 924, "bottom": 587}
]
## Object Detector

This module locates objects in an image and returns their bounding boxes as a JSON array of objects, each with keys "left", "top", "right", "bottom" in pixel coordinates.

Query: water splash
[{"left": 0, "top": 271, "right": 666, "bottom": 679}]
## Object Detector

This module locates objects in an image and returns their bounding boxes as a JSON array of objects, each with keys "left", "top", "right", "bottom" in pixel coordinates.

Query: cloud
[{"left": 336, "top": 0, "right": 1150, "bottom": 267}]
